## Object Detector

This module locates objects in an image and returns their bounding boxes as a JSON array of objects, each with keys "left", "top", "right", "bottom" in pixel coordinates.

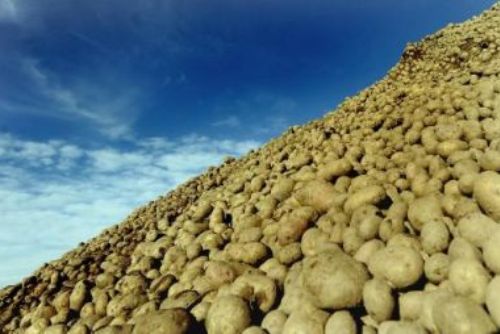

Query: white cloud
[{"left": 0, "top": 132, "right": 260, "bottom": 287}]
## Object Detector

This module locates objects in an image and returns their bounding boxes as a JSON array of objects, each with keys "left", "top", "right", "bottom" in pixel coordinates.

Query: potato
[
  {"left": 259, "top": 259, "right": 288, "bottom": 286},
  {"left": 417, "top": 289, "right": 453, "bottom": 332},
  {"left": 342, "top": 227, "right": 364, "bottom": 255},
  {"left": 448, "top": 237, "right": 482, "bottom": 262},
  {"left": 160, "top": 290, "right": 200, "bottom": 310},
  {"left": 279, "top": 263, "right": 316, "bottom": 314},
  {"left": 302, "top": 251, "right": 368, "bottom": 309},
  {"left": 380, "top": 201, "right": 407, "bottom": 237},
  {"left": 230, "top": 273, "right": 277, "bottom": 312},
  {"left": 424, "top": 253, "right": 450, "bottom": 283},
  {"left": 225, "top": 242, "right": 268, "bottom": 264},
  {"left": 271, "top": 178, "right": 295, "bottom": 202},
  {"left": 69, "top": 281, "right": 88, "bottom": 311},
  {"left": 436, "top": 139, "right": 468, "bottom": 158},
  {"left": 236, "top": 227, "right": 262, "bottom": 243},
  {"left": 282, "top": 307, "right": 329, "bottom": 334},
  {"left": 132, "top": 309, "right": 191, "bottom": 334},
  {"left": 457, "top": 212, "right": 498, "bottom": 248},
  {"left": 318, "top": 159, "right": 353, "bottom": 181},
  {"left": 441, "top": 194, "right": 479, "bottom": 220},
  {"left": 399, "top": 291, "right": 424, "bottom": 321},
  {"left": 242, "top": 327, "right": 266, "bottom": 334},
  {"left": 191, "top": 301, "right": 210, "bottom": 322},
  {"left": 449, "top": 258, "right": 491, "bottom": 304},
  {"left": 354, "top": 239, "right": 385, "bottom": 265},
  {"left": 277, "top": 207, "right": 317, "bottom": 245},
  {"left": 368, "top": 245, "right": 423, "bottom": 289},
  {"left": 482, "top": 229, "right": 500, "bottom": 274},
  {"left": 287, "top": 152, "right": 312, "bottom": 170},
  {"left": 324, "top": 311, "right": 356, "bottom": 334},
  {"left": 433, "top": 296, "right": 496, "bottom": 334},
  {"left": 407, "top": 195, "right": 442, "bottom": 231},
  {"left": 485, "top": 276, "right": 500, "bottom": 327},
  {"left": 387, "top": 234, "right": 421, "bottom": 252},
  {"left": 192, "top": 201, "right": 213, "bottom": 222},
  {"left": 378, "top": 321, "right": 427, "bottom": 334},
  {"left": 479, "top": 150, "right": 500, "bottom": 171},
  {"left": 420, "top": 218, "right": 450, "bottom": 254},
  {"left": 261, "top": 310, "right": 287, "bottom": 334},
  {"left": 301, "top": 228, "right": 340, "bottom": 257},
  {"left": 278, "top": 242, "right": 302, "bottom": 265},
  {"left": 435, "top": 122, "right": 462, "bottom": 141},
  {"left": 44, "top": 325, "right": 67, "bottom": 334},
  {"left": 344, "top": 185, "right": 386, "bottom": 214},
  {"left": 351, "top": 205, "right": 382, "bottom": 240},
  {"left": 473, "top": 171, "right": 500, "bottom": 221},
  {"left": 482, "top": 118, "right": 500, "bottom": 141},
  {"left": 294, "top": 180, "right": 343, "bottom": 213},
  {"left": 206, "top": 296, "right": 251, "bottom": 334},
  {"left": 362, "top": 278, "right": 394, "bottom": 322}
]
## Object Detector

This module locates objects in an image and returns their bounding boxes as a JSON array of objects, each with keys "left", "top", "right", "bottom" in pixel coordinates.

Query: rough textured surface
[{"left": 1, "top": 3, "right": 500, "bottom": 333}]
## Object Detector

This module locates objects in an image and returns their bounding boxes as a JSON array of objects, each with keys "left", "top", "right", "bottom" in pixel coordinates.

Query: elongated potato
[{"left": 362, "top": 278, "right": 394, "bottom": 322}]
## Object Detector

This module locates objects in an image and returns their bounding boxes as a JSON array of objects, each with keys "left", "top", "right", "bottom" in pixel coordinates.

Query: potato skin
[
  {"left": 433, "top": 296, "right": 496, "bottom": 334},
  {"left": 378, "top": 321, "right": 427, "bottom": 334},
  {"left": 261, "top": 310, "right": 287, "bottom": 334},
  {"left": 206, "top": 296, "right": 251, "bottom": 334},
  {"left": 398, "top": 291, "right": 424, "bottom": 321},
  {"left": 324, "top": 311, "right": 356, "bottom": 334},
  {"left": 420, "top": 219, "right": 449, "bottom": 255},
  {"left": 362, "top": 278, "right": 394, "bottom": 322},
  {"left": 281, "top": 307, "right": 328, "bottom": 334},
  {"left": 486, "top": 276, "right": 500, "bottom": 327},
  {"left": 294, "top": 180, "right": 341, "bottom": 213},
  {"left": 407, "top": 195, "right": 443, "bottom": 231},
  {"left": 132, "top": 309, "right": 191, "bottom": 334},
  {"left": 344, "top": 185, "right": 386, "bottom": 214},
  {"left": 457, "top": 212, "right": 498, "bottom": 248},
  {"left": 368, "top": 246, "right": 423, "bottom": 289},
  {"left": 302, "top": 251, "right": 368, "bottom": 309},
  {"left": 424, "top": 253, "right": 450, "bottom": 283},
  {"left": 449, "top": 258, "right": 491, "bottom": 304},
  {"left": 473, "top": 172, "right": 500, "bottom": 221},
  {"left": 482, "top": 229, "right": 500, "bottom": 274}
]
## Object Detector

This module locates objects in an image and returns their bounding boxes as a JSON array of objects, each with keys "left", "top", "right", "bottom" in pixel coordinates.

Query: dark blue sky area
[{"left": 0, "top": 0, "right": 496, "bottom": 144}]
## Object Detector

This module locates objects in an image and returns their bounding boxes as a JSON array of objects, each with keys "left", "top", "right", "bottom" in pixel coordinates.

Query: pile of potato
[{"left": 1, "top": 3, "right": 500, "bottom": 334}]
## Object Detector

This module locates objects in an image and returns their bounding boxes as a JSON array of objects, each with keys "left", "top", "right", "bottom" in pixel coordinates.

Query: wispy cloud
[
  {"left": 0, "top": 132, "right": 260, "bottom": 287},
  {"left": 214, "top": 94, "right": 296, "bottom": 137},
  {"left": 19, "top": 59, "right": 140, "bottom": 139},
  {"left": 0, "top": 0, "right": 18, "bottom": 23},
  {"left": 255, "top": 115, "right": 290, "bottom": 135},
  {"left": 212, "top": 115, "right": 241, "bottom": 128}
]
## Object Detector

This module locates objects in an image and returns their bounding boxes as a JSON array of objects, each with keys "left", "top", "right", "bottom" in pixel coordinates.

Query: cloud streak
[
  {"left": 0, "top": 132, "right": 260, "bottom": 287},
  {"left": 0, "top": 0, "right": 18, "bottom": 23}
]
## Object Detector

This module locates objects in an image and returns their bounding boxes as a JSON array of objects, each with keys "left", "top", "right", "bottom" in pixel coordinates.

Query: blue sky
[{"left": 0, "top": 0, "right": 496, "bottom": 286}]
